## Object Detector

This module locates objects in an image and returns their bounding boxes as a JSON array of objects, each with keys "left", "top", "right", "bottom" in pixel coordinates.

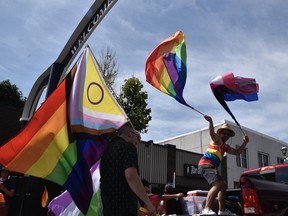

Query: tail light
[
  {"left": 242, "top": 188, "right": 261, "bottom": 214},
  {"left": 241, "top": 178, "right": 262, "bottom": 214}
]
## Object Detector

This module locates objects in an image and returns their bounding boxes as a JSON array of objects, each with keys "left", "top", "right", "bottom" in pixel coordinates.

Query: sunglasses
[{"left": 222, "top": 131, "right": 231, "bottom": 136}]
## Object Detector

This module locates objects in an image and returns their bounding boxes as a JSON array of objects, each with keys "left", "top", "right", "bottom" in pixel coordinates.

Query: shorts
[{"left": 198, "top": 165, "right": 223, "bottom": 185}]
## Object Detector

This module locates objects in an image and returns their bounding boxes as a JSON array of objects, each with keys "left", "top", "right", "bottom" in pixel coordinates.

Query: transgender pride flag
[{"left": 70, "top": 46, "right": 128, "bottom": 135}]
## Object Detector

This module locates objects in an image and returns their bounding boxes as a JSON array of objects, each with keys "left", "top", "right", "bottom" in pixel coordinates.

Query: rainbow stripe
[
  {"left": 0, "top": 71, "right": 92, "bottom": 212},
  {"left": 198, "top": 143, "right": 228, "bottom": 168},
  {"left": 0, "top": 74, "right": 73, "bottom": 181},
  {"left": 145, "top": 31, "right": 188, "bottom": 106}
]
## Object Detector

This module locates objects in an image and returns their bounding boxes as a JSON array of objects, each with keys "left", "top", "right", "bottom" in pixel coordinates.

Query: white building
[{"left": 156, "top": 119, "right": 288, "bottom": 188}]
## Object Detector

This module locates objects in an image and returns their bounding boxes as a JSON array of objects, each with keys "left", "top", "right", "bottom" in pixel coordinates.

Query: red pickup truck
[
  {"left": 232, "top": 163, "right": 288, "bottom": 215},
  {"left": 182, "top": 163, "right": 288, "bottom": 215}
]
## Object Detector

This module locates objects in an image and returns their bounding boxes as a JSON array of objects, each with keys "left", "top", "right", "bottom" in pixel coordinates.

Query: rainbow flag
[
  {"left": 145, "top": 31, "right": 189, "bottom": 107},
  {"left": 0, "top": 46, "right": 128, "bottom": 214},
  {"left": 210, "top": 72, "right": 259, "bottom": 126},
  {"left": 0, "top": 70, "right": 74, "bottom": 183}
]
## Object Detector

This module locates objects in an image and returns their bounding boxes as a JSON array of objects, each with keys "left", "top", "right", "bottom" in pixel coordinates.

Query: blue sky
[{"left": 1, "top": 0, "right": 288, "bottom": 143}]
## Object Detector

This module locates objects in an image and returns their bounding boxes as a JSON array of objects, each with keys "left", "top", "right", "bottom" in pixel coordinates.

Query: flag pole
[
  {"left": 238, "top": 125, "right": 246, "bottom": 136},
  {"left": 231, "top": 116, "right": 247, "bottom": 136},
  {"left": 187, "top": 105, "right": 205, "bottom": 116}
]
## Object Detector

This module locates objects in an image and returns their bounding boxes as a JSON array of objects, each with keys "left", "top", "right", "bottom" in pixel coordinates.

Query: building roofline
[{"left": 156, "top": 119, "right": 288, "bottom": 145}]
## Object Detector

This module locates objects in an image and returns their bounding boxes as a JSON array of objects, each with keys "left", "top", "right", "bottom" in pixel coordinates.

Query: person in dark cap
[
  {"left": 198, "top": 115, "right": 249, "bottom": 216},
  {"left": 140, "top": 179, "right": 184, "bottom": 215},
  {"left": 0, "top": 168, "right": 15, "bottom": 216},
  {"left": 163, "top": 184, "right": 184, "bottom": 215}
]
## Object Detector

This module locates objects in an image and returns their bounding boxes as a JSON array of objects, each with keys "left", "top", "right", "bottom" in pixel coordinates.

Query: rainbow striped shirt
[{"left": 198, "top": 143, "right": 229, "bottom": 168}]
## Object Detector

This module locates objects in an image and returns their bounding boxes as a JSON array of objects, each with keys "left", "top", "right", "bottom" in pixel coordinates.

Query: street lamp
[{"left": 281, "top": 146, "right": 287, "bottom": 163}]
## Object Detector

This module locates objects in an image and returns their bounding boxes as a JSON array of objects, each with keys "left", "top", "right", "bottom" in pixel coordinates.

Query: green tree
[
  {"left": 118, "top": 76, "right": 152, "bottom": 133},
  {"left": 0, "top": 80, "right": 26, "bottom": 108}
]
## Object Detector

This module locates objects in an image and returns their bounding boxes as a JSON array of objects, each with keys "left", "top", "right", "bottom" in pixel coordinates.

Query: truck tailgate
[{"left": 243, "top": 176, "right": 288, "bottom": 215}]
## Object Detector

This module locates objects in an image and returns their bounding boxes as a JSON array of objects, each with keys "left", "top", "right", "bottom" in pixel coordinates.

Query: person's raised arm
[
  {"left": 162, "top": 193, "right": 184, "bottom": 200},
  {"left": 125, "top": 167, "right": 156, "bottom": 216},
  {"left": 204, "top": 115, "right": 218, "bottom": 141},
  {"left": 227, "top": 135, "right": 249, "bottom": 155}
]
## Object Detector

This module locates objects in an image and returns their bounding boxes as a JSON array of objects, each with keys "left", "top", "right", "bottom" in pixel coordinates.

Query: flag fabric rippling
[
  {"left": 0, "top": 70, "right": 74, "bottom": 185},
  {"left": 70, "top": 47, "right": 128, "bottom": 135},
  {"left": 48, "top": 160, "right": 102, "bottom": 216},
  {"left": 145, "top": 31, "right": 190, "bottom": 107},
  {"left": 210, "top": 72, "right": 259, "bottom": 126},
  {"left": 0, "top": 46, "right": 128, "bottom": 214}
]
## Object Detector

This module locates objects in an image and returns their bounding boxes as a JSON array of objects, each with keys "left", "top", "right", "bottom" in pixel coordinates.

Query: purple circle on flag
[{"left": 87, "top": 82, "right": 104, "bottom": 105}]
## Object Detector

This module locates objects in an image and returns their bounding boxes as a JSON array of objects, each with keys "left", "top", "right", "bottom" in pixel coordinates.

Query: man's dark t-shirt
[{"left": 100, "top": 136, "right": 138, "bottom": 216}]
